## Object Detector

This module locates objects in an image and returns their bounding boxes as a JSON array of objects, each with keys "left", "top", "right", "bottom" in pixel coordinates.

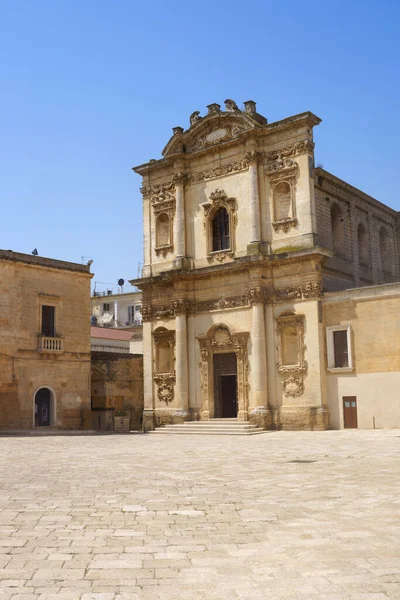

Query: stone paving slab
[{"left": 0, "top": 430, "right": 399, "bottom": 598}]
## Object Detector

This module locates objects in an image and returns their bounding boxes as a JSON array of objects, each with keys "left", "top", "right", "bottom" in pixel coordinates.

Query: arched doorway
[{"left": 35, "top": 388, "right": 52, "bottom": 426}]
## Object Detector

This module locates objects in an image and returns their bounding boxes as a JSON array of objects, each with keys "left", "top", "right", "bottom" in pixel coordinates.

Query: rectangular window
[
  {"left": 41, "top": 306, "right": 55, "bottom": 337},
  {"left": 103, "top": 303, "right": 110, "bottom": 312},
  {"left": 134, "top": 304, "right": 142, "bottom": 314},
  {"left": 333, "top": 330, "right": 349, "bottom": 368},
  {"left": 326, "top": 325, "right": 352, "bottom": 371},
  {"left": 128, "top": 305, "right": 134, "bottom": 323}
]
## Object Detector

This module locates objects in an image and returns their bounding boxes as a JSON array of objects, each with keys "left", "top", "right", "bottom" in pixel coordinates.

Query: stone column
[
  {"left": 173, "top": 301, "right": 189, "bottom": 420},
  {"left": 246, "top": 151, "right": 261, "bottom": 249},
  {"left": 142, "top": 317, "right": 155, "bottom": 431},
  {"left": 249, "top": 289, "right": 269, "bottom": 428},
  {"left": 368, "top": 211, "right": 379, "bottom": 284},
  {"left": 173, "top": 173, "right": 186, "bottom": 263},
  {"left": 349, "top": 205, "right": 360, "bottom": 287},
  {"left": 142, "top": 188, "right": 152, "bottom": 278}
]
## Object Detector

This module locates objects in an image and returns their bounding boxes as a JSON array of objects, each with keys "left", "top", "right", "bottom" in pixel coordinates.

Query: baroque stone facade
[{"left": 131, "top": 99, "right": 400, "bottom": 431}]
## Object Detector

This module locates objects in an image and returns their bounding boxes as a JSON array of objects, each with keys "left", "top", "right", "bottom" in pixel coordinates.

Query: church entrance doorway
[
  {"left": 213, "top": 353, "right": 237, "bottom": 418},
  {"left": 35, "top": 388, "right": 51, "bottom": 426}
]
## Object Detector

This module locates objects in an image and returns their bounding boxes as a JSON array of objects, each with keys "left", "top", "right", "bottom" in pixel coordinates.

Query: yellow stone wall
[{"left": 0, "top": 252, "right": 92, "bottom": 430}]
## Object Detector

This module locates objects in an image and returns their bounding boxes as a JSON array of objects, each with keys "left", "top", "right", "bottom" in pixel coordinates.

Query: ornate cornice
[{"left": 148, "top": 282, "right": 324, "bottom": 320}]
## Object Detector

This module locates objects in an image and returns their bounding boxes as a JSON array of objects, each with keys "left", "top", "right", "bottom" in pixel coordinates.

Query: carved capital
[
  {"left": 249, "top": 287, "right": 269, "bottom": 305},
  {"left": 244, "top": 149, "right": 263, "bottom": 163},
  {"left": 172, "top": 172, "right": 187, "bottom": 185},
  {"left": 141, "top": 305, "right": 153, "bottom": 321},
  {"left": 173, "top": 299, "right": 191, "bottom": 315}
]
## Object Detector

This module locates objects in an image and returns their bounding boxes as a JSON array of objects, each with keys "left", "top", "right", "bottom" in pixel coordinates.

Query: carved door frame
[{"left": 198, "top": 325, "right": 249, "bottom": 421}]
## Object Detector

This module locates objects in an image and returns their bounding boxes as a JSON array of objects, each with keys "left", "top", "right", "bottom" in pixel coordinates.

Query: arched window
[
  {"left": 212, "top": 207, "right": 230, "bottom": 251},
  {"left": 380, "top": 227, "right": 392, "bottom": 275},
  {"left": 274, "top": 181, "right": 292, "bottom": 221},
  {"left": 331, "top": 203, "right": 345, "bottom": 254},
  {"left": 357, "top": 223, "right": 369, "bottom": 266},
  {"left": 156, "top": 213, "right": 170, "bottom": 248}
]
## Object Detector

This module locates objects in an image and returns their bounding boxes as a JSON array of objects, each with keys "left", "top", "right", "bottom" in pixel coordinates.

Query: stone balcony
[{"left": 38, "top": 336, "right": 64, "bottom": 353}]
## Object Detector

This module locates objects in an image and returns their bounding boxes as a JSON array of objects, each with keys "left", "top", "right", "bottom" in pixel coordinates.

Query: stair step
[
  {"left": 149, "top": 419, "right": 268, "bottom": 436},
  {"left": 149, "top": 429, "right": 266, "bottom": 436}
]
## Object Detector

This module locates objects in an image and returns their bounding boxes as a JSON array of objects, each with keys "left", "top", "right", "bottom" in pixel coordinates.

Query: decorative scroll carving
[
  {"left": 153, "top": 328, "right": 175, "bottom": 404},
  {"left": 191, "top": 159, "right": 249, "bottom": 183},
  {"left": 187, "top": 121, "right": 247, "bottom": 153},
  {"left": 276, "top": 314, "right": 307, "bottom": 398},
  {"left": 202, "top": 189, "right": 237, "bottom": 263},
  {"left": 265, "top": 139, "right": 314, "bottom": 162},
  {"left": 266, "top": 156, "right": 297, "bottom": 174},
  {"left": 198, "top": 325, "right": 249, "bottom": 420},
  {"left": 272, "top": 217, "right": 298, "bottom": 234},
  {"left": 275, "top": 282, "right": 323, "bottom": 301},
  {"left": 196, "top": 295, "right": 249, "bottom": 313}
]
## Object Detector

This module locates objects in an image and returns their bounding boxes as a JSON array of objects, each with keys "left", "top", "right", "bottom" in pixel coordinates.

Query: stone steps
[{"left": 150, "top": 419, "right": 268, "bottom": 436}]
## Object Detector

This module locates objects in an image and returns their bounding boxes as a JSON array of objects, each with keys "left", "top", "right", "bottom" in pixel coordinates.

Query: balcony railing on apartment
[{"left": 38, "top": 336, "right": 64, "bottom": 352}]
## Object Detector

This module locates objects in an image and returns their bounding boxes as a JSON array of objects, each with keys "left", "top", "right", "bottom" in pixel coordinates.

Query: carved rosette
[
  {"left": 202, "top": 189, "right": 237, "bottom": 263},
  {"left": 198, "top": 326, "right": 249, "bottom": 420},
  {"left": 276, "top": 314, "right": 307, "bottom": 398}
]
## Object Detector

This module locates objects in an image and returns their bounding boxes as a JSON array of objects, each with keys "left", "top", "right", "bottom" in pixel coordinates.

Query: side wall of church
[
  {"left": 323, "top": 285, "right": 400, "bottom": 429},
  {"left": 315, "top": 171, "right": 399, "bottom": 292}
]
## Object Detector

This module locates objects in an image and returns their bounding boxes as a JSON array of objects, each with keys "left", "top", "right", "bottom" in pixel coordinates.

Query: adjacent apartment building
[
  {"left": 131, "top": 99, "right": 400, "bottom": 431},
  {"left": 0, "top": 250, "right": 93, "bottom": 430}
]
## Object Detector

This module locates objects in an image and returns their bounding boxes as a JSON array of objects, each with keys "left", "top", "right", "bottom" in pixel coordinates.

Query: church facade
[{"left": 132, "top": 100, "right": 400, "bottom": 431}]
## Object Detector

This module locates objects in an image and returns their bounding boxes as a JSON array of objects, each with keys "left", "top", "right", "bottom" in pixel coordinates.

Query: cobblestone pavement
[{"left": 0, "top": 430, "right": 400, "bottom": 600}]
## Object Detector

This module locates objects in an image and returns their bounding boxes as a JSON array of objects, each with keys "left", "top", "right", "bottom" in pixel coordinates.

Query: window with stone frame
[
  {"left": 212, "top": 207, "right": 230, "bottom": 251},
  {"left": 202, "top": 189, "right": 236, "bottom": 262},
  {"left": 326, "top": 325, "right": 353, "bottom": 371}
]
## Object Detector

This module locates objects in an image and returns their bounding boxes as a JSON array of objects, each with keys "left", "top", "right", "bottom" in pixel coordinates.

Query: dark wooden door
[
  {"left": 343, "top": 396, "right": 358, "bottom": 428},
  {"left": 35, "top": 388, "right": 51, "bottom": 426},
  {"left": 220, "top": 375, "right": 237, "bottom": 418}
]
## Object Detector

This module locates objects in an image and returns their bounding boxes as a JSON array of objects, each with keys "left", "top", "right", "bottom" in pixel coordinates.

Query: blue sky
[{"left": 1, "top": 0, "right": 399, "bottom": 290}]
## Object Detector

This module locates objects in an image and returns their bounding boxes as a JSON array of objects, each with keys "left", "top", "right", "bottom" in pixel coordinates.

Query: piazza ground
[{"left": 0, "top": 431, "right": 399, "bottom": 600}]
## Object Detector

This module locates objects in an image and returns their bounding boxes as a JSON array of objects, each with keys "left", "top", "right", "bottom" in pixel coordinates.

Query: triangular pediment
[{"left": 162, "top": 101, "right": 267, "bottom": 157}]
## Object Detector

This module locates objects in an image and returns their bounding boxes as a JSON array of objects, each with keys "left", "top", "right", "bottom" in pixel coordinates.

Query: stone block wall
[{"left": 91, "top": 352, "right": 144, "bottom": 430}]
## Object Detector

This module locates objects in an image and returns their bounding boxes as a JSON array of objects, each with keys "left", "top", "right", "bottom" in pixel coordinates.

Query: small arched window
[
  {"left": 212, "top": 208, "right": 230, "bottom": 251},
  {"left": 380, "top": 227, "right": 392, "bottom": 275},
  {"left": 331, "top": 203, "right": 345, "bottom": 254},
  {"left": 274, "top": 181, "right": 292, "bottom": 221},
  {"left": 357, "top": 223, "right": 369, "bottom": 266}
]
